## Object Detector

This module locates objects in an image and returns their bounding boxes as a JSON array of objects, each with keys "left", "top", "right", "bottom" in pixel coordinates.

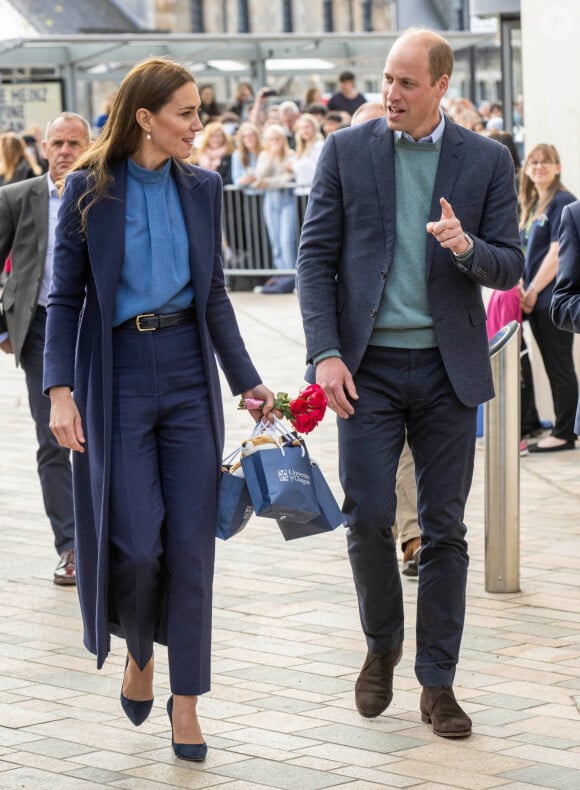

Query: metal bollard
[{"left": 484, "top": 321, "right": 521, "bottom": 593}]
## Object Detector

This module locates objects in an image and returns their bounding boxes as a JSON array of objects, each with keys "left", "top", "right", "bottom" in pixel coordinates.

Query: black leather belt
[{"left": 116, "top": 306, "right": 196, "bottom": 332}]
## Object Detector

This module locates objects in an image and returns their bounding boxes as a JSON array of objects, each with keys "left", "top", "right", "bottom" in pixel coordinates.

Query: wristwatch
[{"left": 452, "top": 232, "right": 474, "bottom": 260}]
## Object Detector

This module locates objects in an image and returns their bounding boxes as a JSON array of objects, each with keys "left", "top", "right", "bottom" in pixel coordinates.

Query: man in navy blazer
[
  {"left": 551, "top": 199, "right": 580, "bottom": 434},
  {"left": 297, "top": 28, "right": 523, "bottom": 738}
]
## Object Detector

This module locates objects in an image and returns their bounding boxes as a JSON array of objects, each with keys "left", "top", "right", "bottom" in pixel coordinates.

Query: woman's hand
[
  {"left": 49, "top": 386, "right": 86, "bottom": 453},
  {"left": 520, "top": 283, "right": 538, "bottom": 314},
  {"left": 241, "top": 384, "right": 277, "bottom": 423}
]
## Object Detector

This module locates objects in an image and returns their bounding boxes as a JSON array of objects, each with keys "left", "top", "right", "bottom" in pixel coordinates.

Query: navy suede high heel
[
  {"left": 167, "top": 695, "right": 207, "bottom": 761},
  {"left": 120, "top": 656, "right": 154, "bottom": 727}
]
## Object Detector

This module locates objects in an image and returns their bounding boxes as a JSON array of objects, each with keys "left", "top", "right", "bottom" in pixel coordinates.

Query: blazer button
[
  {"left": 380, "top": 271, "right": 387, "bottom": 279},
  {"left": 370, "top": 308, "right": 377, "bottom": 318}
]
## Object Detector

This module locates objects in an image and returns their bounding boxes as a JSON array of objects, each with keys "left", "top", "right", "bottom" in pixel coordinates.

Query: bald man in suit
[{"left": 0, "top": 112, "right": 90, "bottom": 584}]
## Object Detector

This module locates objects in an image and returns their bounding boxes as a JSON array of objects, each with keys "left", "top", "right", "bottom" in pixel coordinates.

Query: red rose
[
  {"left": 300, "top": 384, "right": 318, "bottom": 398},
  {"left": 302, "top": 384, "right": 327, "bottom": 410},
  {"left": 289, "top": 396, "right": 309, "bottom": 415},
  {"left": 292, "top": 412, "right": 318, "bottom": 434},
  {"left": 239, "top": 384, "right": 328, "bottom": 434}
]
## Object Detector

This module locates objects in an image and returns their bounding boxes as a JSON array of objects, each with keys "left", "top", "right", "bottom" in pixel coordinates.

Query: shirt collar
[
  {"left": 46, "top": 172, "right": 59, "bottom": 199},
  {"left": 396, "top": 111, "right": 445, "bottom": 145}
]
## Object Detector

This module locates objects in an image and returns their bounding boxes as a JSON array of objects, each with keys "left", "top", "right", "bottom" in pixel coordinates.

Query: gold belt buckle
[{"left": 135, "top": 313, "right": 156, "bottom": 332}]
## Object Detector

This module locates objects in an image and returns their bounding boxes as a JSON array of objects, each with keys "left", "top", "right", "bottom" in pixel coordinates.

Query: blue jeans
[{"left": 262, "top": 188, "right": 297, "bottom": 270}]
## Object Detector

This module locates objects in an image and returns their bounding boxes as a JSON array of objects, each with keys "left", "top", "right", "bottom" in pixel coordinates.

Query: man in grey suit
[
  {"left": 0, "top": 112, "right": 90, "bottom": 584},
  {"left": 297, "top": 29, "right": 523, "bottom": 738}
]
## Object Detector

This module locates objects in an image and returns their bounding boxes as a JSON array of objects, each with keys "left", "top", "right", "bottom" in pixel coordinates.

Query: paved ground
[{"left": 0, "top": 291, "right": 579, "bottom": 790}]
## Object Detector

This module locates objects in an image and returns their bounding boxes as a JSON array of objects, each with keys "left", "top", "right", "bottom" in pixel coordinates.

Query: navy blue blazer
[
  {"left": 551, "top": 199, "right": 580, "bottom": 433},
  {"left": 297, "top": 117, "right": 524, "bottom": 407},
  {"left": 552, "top": 200, "right": 580, "bottom": 332},
  {"left": 43, "top": 159, "right": 261, "bottom": 667}
]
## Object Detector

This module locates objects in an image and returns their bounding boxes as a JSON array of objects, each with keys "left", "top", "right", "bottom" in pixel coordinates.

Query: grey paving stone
[
  {"left": 0, "top": 766, "right": 107, "bottom": 788},
  {"left": 293, "top": 723, "right": 426, "bottom": 754},
  {"left": 18, "top": 737, "right": 95, "bottom": 758},
  {"left": 223, "top": 666, "right": 353, "bottom": 695},
  {"left": 65, "top": 766, "right": 128, "bottom": 783},
  {"left": 500, "top": 765, "right": 580, "bottom": 790},
  {"left": 208, "top": 757, "right": 354, "bottom": 789},
  {"left": 466, "top": 693, "right": 549, "bottom": 710}
]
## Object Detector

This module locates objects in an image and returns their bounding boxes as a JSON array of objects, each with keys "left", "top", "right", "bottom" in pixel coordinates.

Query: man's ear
[{"left": 437, "top": 75, "right": 449, "bottom": 99}]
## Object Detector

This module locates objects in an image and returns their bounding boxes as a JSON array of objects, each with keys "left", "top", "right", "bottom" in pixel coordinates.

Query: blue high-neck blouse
[{"left": 113, "top": 157, "right": 194, "bottom": 326}]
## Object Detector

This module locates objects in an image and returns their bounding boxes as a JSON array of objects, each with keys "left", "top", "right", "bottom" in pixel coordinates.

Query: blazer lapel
[
  {"left": 31, "top": 175, "right": 49, "bottom": 265},
  {"left": 369, "top": 120, "right": 397, "bottom": 263},
  {"left": 425, "top": 119, "right": 466, "bottom": 274}
]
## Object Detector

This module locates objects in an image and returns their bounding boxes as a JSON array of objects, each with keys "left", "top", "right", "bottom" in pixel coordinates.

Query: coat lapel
[
  {"left": 86, "top": 161, "right": 127, "bottom": 323},
  {"left": 369, "top": 120, "right": 397, "bottom": 263},
  {"left": 172, "top": 163, "right": 213, "bottom": 308}
]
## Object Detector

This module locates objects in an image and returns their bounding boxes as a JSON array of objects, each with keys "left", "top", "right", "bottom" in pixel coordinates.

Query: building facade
[{"left": 146, "top": 1, "right": 398, "bottom": 34}]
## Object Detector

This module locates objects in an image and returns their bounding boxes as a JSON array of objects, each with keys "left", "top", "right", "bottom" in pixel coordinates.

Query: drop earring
[{"left": 146, "top": 130, "right": 152, "bottom": 141}]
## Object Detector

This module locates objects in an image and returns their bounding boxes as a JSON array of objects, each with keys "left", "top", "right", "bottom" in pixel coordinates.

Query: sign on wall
[{"left": 0, "top": 81, "right": 64, "bottom": 135}]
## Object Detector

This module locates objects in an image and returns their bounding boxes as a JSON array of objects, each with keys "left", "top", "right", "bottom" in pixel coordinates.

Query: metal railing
[{"left": 222, "top": 186, "right": 308, "bottom": 283}]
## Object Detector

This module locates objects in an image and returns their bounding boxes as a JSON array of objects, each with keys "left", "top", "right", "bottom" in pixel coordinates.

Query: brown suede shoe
[
  {"left": 420, "top": 686, "right": 472, "bottom": 737},
  {"left": 354, "top": 645, "right": 403, "bottom": 718}
]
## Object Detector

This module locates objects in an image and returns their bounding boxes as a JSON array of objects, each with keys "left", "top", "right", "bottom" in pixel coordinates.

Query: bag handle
[
  {"left": 222, "top": 420, "right": 265, "bottom": 466},
  {"left": 271, "top": 415, "right": 306, "bottom": 456}
]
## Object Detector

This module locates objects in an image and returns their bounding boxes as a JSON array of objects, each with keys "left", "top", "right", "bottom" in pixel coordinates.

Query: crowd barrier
[{"left": 222, "top": 185, "right": 308, "bottom": 289}]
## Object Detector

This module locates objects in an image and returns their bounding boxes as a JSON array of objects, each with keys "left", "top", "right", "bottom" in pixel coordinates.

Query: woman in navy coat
[{"left": 43, "top": 57, "right": 275, "bottom": 761}]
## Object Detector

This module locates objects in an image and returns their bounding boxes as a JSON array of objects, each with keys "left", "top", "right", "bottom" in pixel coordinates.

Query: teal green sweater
[{"left": 370, "top": 136, "right": 442, "bottom": 348}]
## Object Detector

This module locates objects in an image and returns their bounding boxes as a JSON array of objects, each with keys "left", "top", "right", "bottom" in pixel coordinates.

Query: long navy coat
[{"left": 43, "top": 160, "right": 261, "bottom": 668}]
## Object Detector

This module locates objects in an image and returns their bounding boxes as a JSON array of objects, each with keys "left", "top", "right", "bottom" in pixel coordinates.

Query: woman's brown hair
[
  {"left": 70, "top": 56, "right": 195, "bottom": 231},
  {"left": 0, "top": 132, "right": 42, "bottom": 181},
  {"left": 518, "top": 143, "right": 568, "bottom": 229},
  {"left": 235, "top": 122, "right": 262, "bottom": 169}
]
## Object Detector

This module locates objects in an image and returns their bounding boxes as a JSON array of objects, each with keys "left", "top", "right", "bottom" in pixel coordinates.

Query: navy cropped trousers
[
  {"left": 339, "top": 346, "right": 477, "bottom": 688},
  {"left": 109, "top": 320, "right": 218, "bottom": 695}
]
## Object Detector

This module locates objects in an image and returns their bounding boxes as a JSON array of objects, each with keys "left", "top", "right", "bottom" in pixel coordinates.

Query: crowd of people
[
  {"left": 0, "top": 76, "right": 529, "bottom": 305},
  {"left": 0, "top": 28, "right": 579, "bottom": 764},
  {"left": 157, "top": 77, "right": 527, "bottom": 299}
]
